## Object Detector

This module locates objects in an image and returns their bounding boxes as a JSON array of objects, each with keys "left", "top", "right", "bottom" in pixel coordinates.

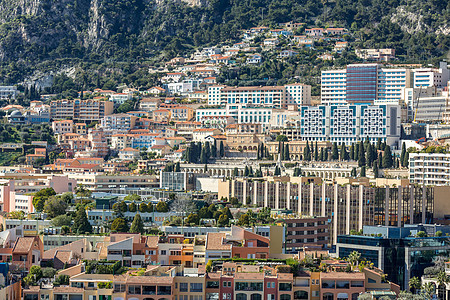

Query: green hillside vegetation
[{"left": 0, "top": 0, "right": 448, "bottom": 87}]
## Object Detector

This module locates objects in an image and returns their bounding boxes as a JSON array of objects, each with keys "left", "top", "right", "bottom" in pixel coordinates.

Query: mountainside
[{"left": 0, "top": 0, "right": 448, "bottom": 84}]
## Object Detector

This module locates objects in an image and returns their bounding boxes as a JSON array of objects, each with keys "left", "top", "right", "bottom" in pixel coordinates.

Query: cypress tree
[
  {"left": 314, "top": 142, "right": 319, "bottom": 161},
  {"left": 358, "top": 142, "right": 365, "bottom": 167},
  {"left": 274, "top": 166, "right": 281, "bottom": 176},
  {"left": 284, "top": 143, "right": 290, "bottom": 161},
  {"left": 205, "top": 142, "right": 211, "bottom": 160},
  {"left": 244, "top": 166, "right": 249, "bottom": 177},
  {"left": 257, "top": 144, "right": 261, "bottom": 160},
  {"left": 219, "top": 141, "right": 224, "bottom": 157},
  {"left": 378, "top": 153, "right": 383, "bottom": 168},
  {"left": 320, "top": 148, "right": 325, "bottom": 161},
  {"left": 233, "top": 167, "right": 238, "bottom": 177},
  {"left": 382, "top": 145, "right": 393, "bottom": 168},
  {"left": 303, "top": 141, "right": 311, "bottom": 161},
  {"left": 400, "top": 142, "right": 406, "bottom": 167},
  {"left": 350, "top": 143, "right": 355, "bottom": 160},
  {"left": 351, "top": 167, "right": 357, "bottom": 177},
  {"left": 376, "top": 138, "right": 382, "bottom": 150},
  {"left": 361, "top": 166, "right": 366, "bottom": 177},
  {"left": 355, "top": 142, "right": 359, "bottom": 161},
  {"left": 324, "top": 148, "right": 329, "bottom": 161},
  {"left": 211, "top": 142, "right": 217, "bottom": 158},
  {"left": 331, "top": 142, "right": 339, "bottom": 160},
  {"left": 366, "top": 144, "right": 374, "bottom": 167},
  {"left": 403, "top": 151, "right": 409, "bottom": 168},
  {"left": 373, "top": 160, "right": 379, "bottom": 178}
]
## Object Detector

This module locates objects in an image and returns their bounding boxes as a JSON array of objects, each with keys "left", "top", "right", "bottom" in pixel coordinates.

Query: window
[
  {"left": 271, "top": 282, "right": 275, "bottom": 288},
  {"left": 180, "top": 283, "right": 189, "bottom": 292},
  {"left": 279, "top": 283, "right": 292, "bottom": 291},
  {"left": 190, "top": 283, "right": 203, "bottom": 292},
  {"left": 129, "top": 285, "right": 141, "bottom": 295}
]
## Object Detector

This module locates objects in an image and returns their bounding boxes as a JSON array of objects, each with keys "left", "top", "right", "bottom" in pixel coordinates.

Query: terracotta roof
[
  {"left": 53, "top": 286, "right": 85, "bottom": 293},
  {"left": 320, "top": 272, "right": 365, "bottom": 279},
  {"left": 126, "top": 276, "right": 174, "bottom": 284},
  {"left": 146, "top": 236, "right": 159, "bottom": 248},
  {"left": 13, "top": 237, "right": 36, "bottom": 253},
  {"left": 206, "top": 233, "right": 231, "bottom": 251},
  {"left": 122, "top": 147, "right": 139, "bottom": 152},
  {"left": 234, "top": 273, "right": 264, "bottom": 280},
  {"left": 55, "top": 250, "right": 73, "bottom": 264}
]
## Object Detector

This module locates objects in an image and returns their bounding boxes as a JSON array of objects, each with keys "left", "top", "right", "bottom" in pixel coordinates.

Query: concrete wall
[{"left": 196, "top": 177, "right": 219, "bottom": 193}]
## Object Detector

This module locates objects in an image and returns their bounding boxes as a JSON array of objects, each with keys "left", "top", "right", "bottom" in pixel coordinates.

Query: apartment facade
[
  {"left": 300, "top": 104, "right": 401, "bottom": 146},
  {"left": 218, "top": 177, "right": 438, "bottom": 244},
  {"left": 320, "top": 64, "right": 412, "bottom": 106},
  {"left": 207, "top": 84, "right": 311, "bottom": 108},
  {"left": 50, "top": 99, "right": 114, "bottom": 121},
  {"left": 409, "top": 153, "right": 450, "bottom": 186}
]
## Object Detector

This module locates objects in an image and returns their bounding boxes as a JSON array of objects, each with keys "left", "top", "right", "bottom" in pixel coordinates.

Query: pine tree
[
  {"left": 314, "top": 142, "right": 319, "bottom": 161},
  {"left": 219, "top": 141, "right": 225, "bottom": 157},
  {"left": 331, "top": 142, "right": 339, "bottom": 160},
  {"left": 111, "top": 217, "right": 129, "bottom": 233},
  {"left": 382, "top": 145, "right": 393, "bottom": 168},
  {"left": 358, "top": 142, "right": 365, "bottom": 167},
  {"left": 73, "top": 207, "right": 92, "bottom": 234},
  {"left": 130, "top": 214, "right": 145, "bottom": 234},
  {"left": 373, "top": 160, "right": 379, "bottom": 178},
  {"left": 400, "top": 142, "right": 406, "bottom": 167},
  {"left": 360, "top": 166, "right": 366, "bottom": 177}
]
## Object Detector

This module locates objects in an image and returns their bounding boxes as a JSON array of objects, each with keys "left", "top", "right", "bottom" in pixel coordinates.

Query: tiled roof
[
  {"left": 145, "top": 236, "right": 159, "bottom": 248},
  {"left": 206, "top": 233, "right": 231, "bottom": 251},
  {"left": 13, "top": 237, "right": 36, "bottom": 253},
  {"left": 126, "top": 275, "right": 174, "bottom": 284}
]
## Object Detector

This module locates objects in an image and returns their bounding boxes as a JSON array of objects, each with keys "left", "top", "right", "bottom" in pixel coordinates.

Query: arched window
[
  {"left": 236, "top": 294, "right": 247, "bottom": 300},
  {"left": 323, "top": 293, "right": 334, "bottom": 300},
  {"left": 294, "top": 291, "right": 308, "bottom": 300}
]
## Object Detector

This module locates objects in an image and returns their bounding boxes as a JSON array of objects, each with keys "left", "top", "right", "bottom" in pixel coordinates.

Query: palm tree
[
  {"left": 409, "top": 276, "right": 421, "bottom": 294},
  {"left": 346, "top": 251, "right": 361, "bottom": 270},
  {"left": 436, "top": 271, "right": 449, "bottom": 299}
]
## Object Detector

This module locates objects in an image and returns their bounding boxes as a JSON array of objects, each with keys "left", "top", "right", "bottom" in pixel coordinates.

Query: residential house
[{"left": 119, "top": 148, "right": 141, "bottom": 161}]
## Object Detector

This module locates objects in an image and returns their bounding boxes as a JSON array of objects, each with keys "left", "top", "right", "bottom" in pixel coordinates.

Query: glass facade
[
  {"left": 337, "top": 235, "right": 450, "bottom": 290},
  {"left": 346, "top": 65, "right": 378, "bottom": 104}
]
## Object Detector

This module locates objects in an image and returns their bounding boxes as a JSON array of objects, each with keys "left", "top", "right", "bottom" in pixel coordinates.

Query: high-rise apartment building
[
  {"left": 300, "top": 104, "right": 401, "bottom": 146},
  {"left": 321, "top": 64, "right": 412, "bottom": 105},
  {"left": 409, "top": 153, "right": 450, "bottom": 186},
  {"left": 207, "top": 84, "right": 311, "bottom": 108},
  {"left": 50, "top": 99, "right": 114, "bottom": 121},
  {"left": 414, "top": 62, "right": 449, "bottom": 88}
]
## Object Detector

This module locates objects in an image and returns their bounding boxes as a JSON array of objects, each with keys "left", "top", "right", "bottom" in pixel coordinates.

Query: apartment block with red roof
[{"left": 12, "top": 236, "right": 43, "bottom": 271}]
